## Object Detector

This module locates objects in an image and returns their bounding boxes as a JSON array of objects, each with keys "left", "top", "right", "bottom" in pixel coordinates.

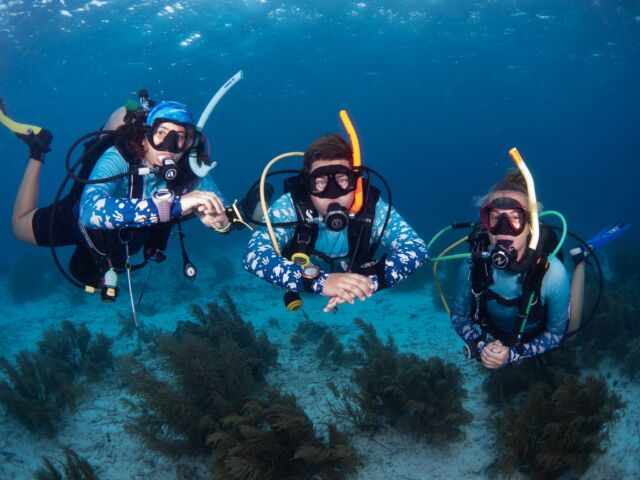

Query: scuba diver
[
  {"left": 242, "top": 114, "right": 429, "bottom": 313},
  {"left": 449, "top": 168, "right": 570, "bottom": 368},
  {"left": 4, "top": 95, "right": 232, "bottom": 304},
  {"left": 433, "top": 149, "right": 629, "bottom": 368}
]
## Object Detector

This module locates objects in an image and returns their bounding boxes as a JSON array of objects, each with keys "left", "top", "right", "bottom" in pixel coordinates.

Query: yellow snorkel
[
  {"left": 339, "top": 109, "right": 364, "bottom": 215},
  {"left": 259, "top": 109, "right": 365, "bottom": 254},
  {"left": 0, "top": 99, "right": 43, "bottom": 136}
]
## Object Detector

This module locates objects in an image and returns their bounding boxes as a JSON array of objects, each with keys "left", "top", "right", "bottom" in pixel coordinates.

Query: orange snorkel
[{"left": 339, "top": 110, "right": 364, "bottom": 215}]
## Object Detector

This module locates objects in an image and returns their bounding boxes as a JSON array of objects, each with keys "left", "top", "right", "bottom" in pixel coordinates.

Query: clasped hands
[{"left": 321, "top": 272, "right": 375, "bottom": 313}]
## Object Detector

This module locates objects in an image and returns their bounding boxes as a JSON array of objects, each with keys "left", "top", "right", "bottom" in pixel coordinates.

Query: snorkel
[
  {"left": 259, "top": 109, "right": 367, "bottom": 254},
  {"left": 339, "top": 110, "right": 364, "bottom": 214},
  {"left": 189, "top": 70, "right": 244, "bottom": 177},
  {"left": 509, "top": 147, "right": 540, "bottom": 252},
  {"left": 427, "top": 148, "right": 568, "bottom": 320}
]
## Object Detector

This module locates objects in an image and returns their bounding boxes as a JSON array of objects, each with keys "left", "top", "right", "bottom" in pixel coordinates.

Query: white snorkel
[
  {"left": 509, "top": 147, "right": 540, "bottom": 251},
  {"left": 189, "top": 70, "right": 244, "bottom": 177}
]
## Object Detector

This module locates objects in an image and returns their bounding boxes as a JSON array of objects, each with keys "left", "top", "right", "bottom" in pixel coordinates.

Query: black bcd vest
[{"left": 281, "top": 175, "right": 389, "bottom": 289}]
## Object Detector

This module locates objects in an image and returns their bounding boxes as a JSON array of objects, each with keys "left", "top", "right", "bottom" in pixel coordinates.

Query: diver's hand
[
  {"left": 480, "top": 340, "right": 509, "bottom": 369},
  {"left": 323, "top": 296, "right": 348, "bottom": 313},
  {"left": 197, "top": 211, "right": 231, "bottom": 231},
  {"left": 321, "top": 273, "right": 374, "bottom": 312},
  {"left": 16, "top": 128, "right": 52, "bottom": 162},
  {"left": 180, "top": 190, "right": 225, "bottom": 216}
]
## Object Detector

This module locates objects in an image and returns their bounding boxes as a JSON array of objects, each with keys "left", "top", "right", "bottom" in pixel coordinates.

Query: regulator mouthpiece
[
  {"left": 491, "top": 240, "right": 517, "bottom": 270},
  {"left": 324, "top": 203, "right": 349, "bottom": 232}
]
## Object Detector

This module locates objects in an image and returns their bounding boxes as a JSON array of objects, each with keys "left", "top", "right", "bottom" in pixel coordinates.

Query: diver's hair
[
  {"left": 111, "top": 111, "right": 203, "bottom": 192},
  {"left": 303, "top": 134, "right": 353, "bottom": 172},
  {"left": 113, "top": 114, "right": 146, "bottom": 161},
  {"left": 474, "top": 168, "right": 528, "bottom": 207}
]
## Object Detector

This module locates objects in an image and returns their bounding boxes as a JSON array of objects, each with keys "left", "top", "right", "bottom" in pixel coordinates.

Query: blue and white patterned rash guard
[
  {"left": 243, "top": 193, "right": 429, "bottom": 295},
  {"left": 450, "top": 256, "right": 570, "bottom": 363},
  {"left": 79, "top": 146, "right": 225, "bottom": 229}
]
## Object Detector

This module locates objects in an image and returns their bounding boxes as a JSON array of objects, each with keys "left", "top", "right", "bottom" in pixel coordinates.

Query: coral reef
[
  {"left": 488, "top": 373, "right": 624, "bottom": 479},
  {"left": 34, "top": 447, "right": 98, "bottom": 480},
  {"left": 0, "top": 321, "right": 113, "bottom": 437},
  {"left": 208, "top": 388, "right": 361, "bottom": 480},
  {"left": 329, "top": 318, "right": 473, "bottom": 443}
]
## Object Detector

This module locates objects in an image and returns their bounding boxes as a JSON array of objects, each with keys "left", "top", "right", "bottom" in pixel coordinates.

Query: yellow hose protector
[
  {"left": 260, "top": 152, "right": 304, "bottom": 255},
  {"left": 0, "top": 106, "right": 42, "bottom": 135},
  {"left": 339, "top": 110, "right": 364, "bottom": 214},
  {"left": 509, "top": 148, "right": 540, "bottom": 250}
]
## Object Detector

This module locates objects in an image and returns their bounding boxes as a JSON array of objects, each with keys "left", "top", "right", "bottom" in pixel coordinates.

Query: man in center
[{"left": 243, "top": 133, "right": 428, "bottom": 312}]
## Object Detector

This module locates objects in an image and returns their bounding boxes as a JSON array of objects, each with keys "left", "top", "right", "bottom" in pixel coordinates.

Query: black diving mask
[
  {"left": 305, "top": 165, "right": 361, "bottom": 199},
  {"left": 146, "top": 120, "right": 196, "bottom": 154},
  {"left": 480, "top": 197, "right": 528, "bottom": 237}
]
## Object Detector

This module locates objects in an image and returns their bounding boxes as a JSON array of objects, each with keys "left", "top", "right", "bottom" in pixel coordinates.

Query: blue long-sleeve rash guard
[
  {"left": 243, "top": 193, "right": 429, "bottom": 295},
  {"left": 450, "top": 256, "right": 570, "bottom": 363},
  {"left": 79, "top": 146, "right": 225, "bottom": 229}
]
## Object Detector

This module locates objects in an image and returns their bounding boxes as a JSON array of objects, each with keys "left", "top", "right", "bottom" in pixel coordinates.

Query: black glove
[{"left": 15, "top": 128, "right": 52, "bottom": 162}]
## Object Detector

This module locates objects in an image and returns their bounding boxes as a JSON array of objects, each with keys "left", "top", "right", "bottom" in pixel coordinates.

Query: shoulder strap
[
  {"left": 348, "top": 180, "right": 380, "bottom": 269},
  {"left": 282, "top": 175, "right": 319, "bottom": 259}
]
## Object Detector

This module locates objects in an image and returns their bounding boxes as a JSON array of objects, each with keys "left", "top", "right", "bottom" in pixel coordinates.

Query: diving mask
[
  {"left": 146, "top": 120, "right": 196, "bottom": 154},
  {"left": 305, "top": 165, "right": 361, "bottom": 199},
  {"left": 481, "top": 197, "right": 528, "bottom": 236}
]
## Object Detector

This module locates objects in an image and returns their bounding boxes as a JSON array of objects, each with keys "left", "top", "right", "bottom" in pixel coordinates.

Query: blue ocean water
[{"left": 1, "top": 1, "right": 639, "bottom": 478}]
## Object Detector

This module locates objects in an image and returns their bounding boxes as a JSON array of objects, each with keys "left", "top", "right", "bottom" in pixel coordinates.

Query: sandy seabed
[{"left": 0, "top": 241, "right": 638, "bottom": 480}]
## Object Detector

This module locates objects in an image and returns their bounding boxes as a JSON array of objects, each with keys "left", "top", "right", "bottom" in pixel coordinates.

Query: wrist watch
[
  {"left": 152, "top": 188, "right": 175, "bottom": 223},
  {"left": 291, "top": 252, "right": 320, "bottom": 292},
  {"left": 301, "top": 262, "right": 320, "bottom": 292}
]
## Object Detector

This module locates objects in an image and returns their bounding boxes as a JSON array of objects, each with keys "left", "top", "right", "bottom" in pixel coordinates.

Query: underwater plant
[
  {"left": 34, "top": 447, "right": 98, "bottom": 480},
  {"left": 185, "top": 292, "right": 278, "bottom": 380},
  {"left": 121, "top": 294, "right": 278, "bottom": 455},
  {"left": 488, "top": 373, "right": 624, "bottom": 478},
  {"left": 329, "top": 318, "right": 473, "bottom": 443},
  {"left": 482, "top": 346, "right": 581, "bottom": 405},
  {"left": 0, "top": 321, "right": 114, "bottom": 437},
  {"left": 208, "top": 388, "right": 361, "bottom": 480},
  {"left": 0, "top": 351, "right": 74, "bottom": 437},
  {"left": 315, "top": 330, "right": 353, "bottom": 368},
  {"left": 38, "top": 321, "right": 114, "bottom": 382}
]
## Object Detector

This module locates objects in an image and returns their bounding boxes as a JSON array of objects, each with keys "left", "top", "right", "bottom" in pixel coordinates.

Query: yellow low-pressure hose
[
  {"left": 509, "top": 147, "right": 540, "bottom": 250},
  {"left": 433, "top": 236, "right": 468, "bottom": 315},
  {"left": 260, "top": 152, "right": 304, "bottom": 255}
]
